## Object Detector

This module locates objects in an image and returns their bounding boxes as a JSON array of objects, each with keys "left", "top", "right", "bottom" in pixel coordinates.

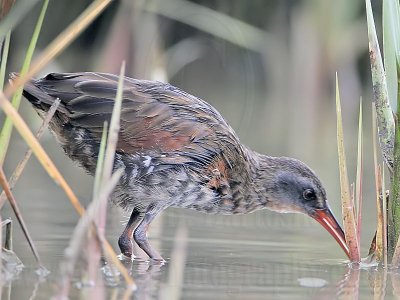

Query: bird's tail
[{"left": 9, "top": 73, "right": 69, "bottom": 114}]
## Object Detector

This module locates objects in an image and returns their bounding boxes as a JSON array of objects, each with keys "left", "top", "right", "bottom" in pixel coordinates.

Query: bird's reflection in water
[
  {"left": 128, "top": 260, "right": 165, "bottom": 300},
  {"left": 116, "top": 225, "right": 187, "bottom": 300}
]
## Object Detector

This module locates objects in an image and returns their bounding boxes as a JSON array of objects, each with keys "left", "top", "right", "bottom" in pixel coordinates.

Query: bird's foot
[{"left": 118, "top": 234, "right": 134, "bottom": 258}]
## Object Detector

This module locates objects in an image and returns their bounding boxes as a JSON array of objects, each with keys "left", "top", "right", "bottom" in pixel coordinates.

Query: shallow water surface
[{"left": 2, "top": 199, "right": 396, "bottom": 299}]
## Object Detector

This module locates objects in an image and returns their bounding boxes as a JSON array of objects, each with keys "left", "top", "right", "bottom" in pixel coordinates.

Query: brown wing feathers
[{"left": 21, "top": 72, "right": 247, "bottom": 188}]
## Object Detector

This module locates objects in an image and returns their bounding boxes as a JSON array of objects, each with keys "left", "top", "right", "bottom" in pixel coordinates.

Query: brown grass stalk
[{"left": 336, "top": 74, "right": 360, "bottom": 261}]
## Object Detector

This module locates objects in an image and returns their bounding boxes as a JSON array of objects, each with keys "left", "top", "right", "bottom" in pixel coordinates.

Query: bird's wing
[{"left": 25, "top": 72, "right": 248, "bottom": 178}]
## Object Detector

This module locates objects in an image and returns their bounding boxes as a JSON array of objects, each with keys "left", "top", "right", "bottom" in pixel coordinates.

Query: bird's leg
[
  {"left": 118, "top": 208, "right": 143, "bottom": 258},
  {"left": 133, "top": 206, "right": 164, "bottom": 262}
]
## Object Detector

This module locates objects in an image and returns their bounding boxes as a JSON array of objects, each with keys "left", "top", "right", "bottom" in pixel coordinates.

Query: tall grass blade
[
  {"left": 356, "top": 99, "right": 363, "bottom": 243},
  {"left": 0, "top": 167, "right": 44, "bottom": 268},
  {"left": 102, "top": 61, "right": 125, "bottom": 182},
  {"left": 336, "top": 74, "right": 360, "bottom": 262},
  {"left": 0, "top": 30, "right": 11, "bottom": 90},
  {"left": 97, "top": 61, "right": 125, "bottom": 234},
  {"left": 0, "top": 0, "right": 49, "bottom": 165},
  {"left": 366, "top": 0, "right": 395, "bottom": 172},
  {"left": 383, "top": 0, "right": 400, "bottom": 111}
]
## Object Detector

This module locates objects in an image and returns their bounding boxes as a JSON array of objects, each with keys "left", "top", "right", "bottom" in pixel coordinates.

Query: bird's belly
[{"left": 113, "top": 160, "right": 237, "bottom": 214}]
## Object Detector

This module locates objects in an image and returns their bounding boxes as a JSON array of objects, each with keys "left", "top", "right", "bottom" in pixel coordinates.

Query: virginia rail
[{"left": 19, "top": 72, "right": 350, "bottom": 261}]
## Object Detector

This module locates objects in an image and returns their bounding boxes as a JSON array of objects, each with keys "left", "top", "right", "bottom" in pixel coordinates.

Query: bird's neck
[{"left": 232, "top": 148, "right": 278, "bottom": 214}]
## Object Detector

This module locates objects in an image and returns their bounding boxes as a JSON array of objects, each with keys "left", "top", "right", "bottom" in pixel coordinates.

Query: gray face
[{"left": 267, "top": 158, "right": 327, "bottom": 215}]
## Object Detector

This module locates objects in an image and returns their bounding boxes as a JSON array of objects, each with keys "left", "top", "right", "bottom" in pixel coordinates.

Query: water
[
  {"left": 1, "top": 139, "right": 395, "bottom": 299},
  {"left": 2, "top": 202, "right": 394, "bottom": 299}
]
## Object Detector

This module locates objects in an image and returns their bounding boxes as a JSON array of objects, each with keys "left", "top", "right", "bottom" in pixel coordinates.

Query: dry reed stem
[
  {"left": 0, "top": 167, "right": 43, "bottom": 267},
  {"left": 97, "top": 62, "right": 125, "bottom": 235},
  {"left": 336, "top": 74, "right": 360, "bottom": 261},
  {"left": 0, "top": 99, "right": 60, "bottom": 209}
]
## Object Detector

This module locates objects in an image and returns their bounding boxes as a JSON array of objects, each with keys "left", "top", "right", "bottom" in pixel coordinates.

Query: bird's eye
[{"left": 303, "top": 189, "right": 316, "bottom": 201}]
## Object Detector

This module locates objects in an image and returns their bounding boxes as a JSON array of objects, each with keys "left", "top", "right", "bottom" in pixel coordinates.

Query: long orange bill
[{"left": 311, "top": 207, "right": 350, "bottom": 259}]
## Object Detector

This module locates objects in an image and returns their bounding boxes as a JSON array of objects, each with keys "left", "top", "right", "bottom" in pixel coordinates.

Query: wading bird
[{"left": 18, "top": 72, "right": 350, "bottom": 262}]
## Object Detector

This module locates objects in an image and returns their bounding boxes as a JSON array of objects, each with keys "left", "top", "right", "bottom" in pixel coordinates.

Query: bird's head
[{"left": 258, "top": 156, "right": 350, "bottom": 258}]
